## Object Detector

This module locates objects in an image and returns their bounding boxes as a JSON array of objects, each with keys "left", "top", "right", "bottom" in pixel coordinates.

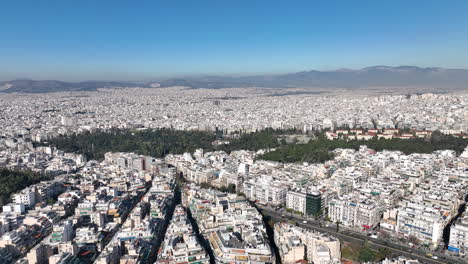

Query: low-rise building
[{"left": 448, "top": 212, "right": 468, "bottom": 255}]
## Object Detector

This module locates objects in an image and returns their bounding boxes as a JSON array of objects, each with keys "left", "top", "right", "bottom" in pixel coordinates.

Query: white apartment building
[
  {"left": 274, "top": 223, "right": 306, "bottom": 264},
  {"left": 274, "top": 223, "right": 341, "bottom": 264},
  {"left": 244, "top": 177, "right": 287, "bottom": 206},
  {"left": 12, "top": 189, "right": 36, "bottom": 208},
  {"left": 396, "top": 201, "right": 448, "bottom": 247},
  {"left": 328, "top": 198, "right": 381, "bottom": 229},
  {"left": 2, "top": 203, "right": 25, "bottom": 214},
  {"left": 286, "top": 191, "right": 306, "bottom": 214},
  {"left": 448, "top": 212, "right": 468, "bottom": 255},
  {"left": 306, "top": 233, "right": 341, "bottom": 264},
  {"left": 60, "top": 116, "right": 73, "bottom": 127},
  {"left": 50, "top": 220, "right": 74, "bottom": 244}
]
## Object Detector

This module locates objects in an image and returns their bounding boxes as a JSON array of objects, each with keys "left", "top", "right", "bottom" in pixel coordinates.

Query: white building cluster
[
  {"left": 96, "top": 171, "right": 176, "bottom": 264},
  {"left": 0, "top": 89, "right": 467, "bottom": 143},
  {"left": 156, "top": 205, "right": 209, "bottom": 264},
  {"left": 0, "top": 146, "right": 85, "bottom": 175},
  {"left": 183, "top": 185, "right": 275, "bottom": 263},
  {"left": 274, "top": 222, "right": 341, "bottom": 264},
  {"left": 1, "top": 87, "right": 468, "bottom": 262},
  {"left": 1, "top": 151, "right": 177, "bottom": 264},
  {"left": 171, "top": 143, "right": 468, "bottom": 253}
]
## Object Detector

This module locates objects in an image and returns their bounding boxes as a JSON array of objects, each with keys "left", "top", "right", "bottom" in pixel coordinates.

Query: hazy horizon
[
  {"left": 1, "top": 1, "right": 468, "bottom": 81},
  {"left": 1, "top": 64, "right": 467, "bottom": 83}
]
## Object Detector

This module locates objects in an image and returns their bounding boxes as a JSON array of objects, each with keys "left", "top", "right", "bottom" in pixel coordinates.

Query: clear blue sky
[{"left": 1, "top": 0, "right": 467, "bottom": 81}]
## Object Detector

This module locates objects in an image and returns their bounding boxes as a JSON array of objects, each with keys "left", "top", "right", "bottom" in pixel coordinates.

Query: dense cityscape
[
  {"left": 2, "top": 2, "right": 468, "bottom": 264},
  {"left": 0, "top": 88, "right": 467, "bottom": 264}
]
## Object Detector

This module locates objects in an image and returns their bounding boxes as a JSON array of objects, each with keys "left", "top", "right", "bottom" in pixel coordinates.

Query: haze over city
[{"left": 0, "top": 1, "right": 468, "bottom": 264}]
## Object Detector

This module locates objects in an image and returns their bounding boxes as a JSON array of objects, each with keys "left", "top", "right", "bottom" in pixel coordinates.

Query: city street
[{"left": 257, "top": 205, "right": 466, "bottom": 264}]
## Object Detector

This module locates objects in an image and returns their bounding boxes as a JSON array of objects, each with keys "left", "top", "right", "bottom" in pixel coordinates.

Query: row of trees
[
  {"left": 43, "top": 129, "right": 219, "bottom": 160},
  {"left": 220, "top": 128, "right": 284, "bottom": 153},
  {"left": 43, "top": 128, "right": 290, "bottom": 161},
  {"left": 258, "top": 131, "right": 468, "bottom": 163},
  {"left": 0, "top": 168, "right": 50, "bottom": 207},
  {"left": 43, "top": 128, "right": 467, "bottom": 164}
]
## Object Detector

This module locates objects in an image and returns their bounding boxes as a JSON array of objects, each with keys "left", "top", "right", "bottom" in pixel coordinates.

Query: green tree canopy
[{"left": 0, "top": 168, "right": 50, "bottom": 208}]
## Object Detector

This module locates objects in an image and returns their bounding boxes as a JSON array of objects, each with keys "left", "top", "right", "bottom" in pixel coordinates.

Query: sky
[{"left": 1, "top": 0, "right": 468, "bottom": 81}]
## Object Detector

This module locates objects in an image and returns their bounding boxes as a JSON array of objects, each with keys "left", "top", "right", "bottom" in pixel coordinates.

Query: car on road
[{"left": 303, "top": 220, "right": 307, "bottom": 224}]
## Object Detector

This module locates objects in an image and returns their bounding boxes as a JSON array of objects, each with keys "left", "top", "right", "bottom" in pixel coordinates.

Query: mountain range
[
  {"left": 1, "top": 66, "right": 467, "bottom": 93},
  {"left": 0, "top": 80, "right": 141, "bottom": 93}
]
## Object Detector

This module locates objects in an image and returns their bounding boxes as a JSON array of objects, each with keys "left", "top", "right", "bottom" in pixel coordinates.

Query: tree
[
  {"left": 43, "top": 128, "right": 301, "bottom": 160},
  {"left": 0, "top": 168, "right": 50, "bottom": 207},
  {"left": 336, "top": 221, "right": 341, "bottom": 232},
  {"left": 258, "top": 132, "right": 468, "bottom": 163},
  {"left": 200, "top": 182, "right": 211, "bottom": 189},
  {"left": 375, "top": 248, "right": 391, "bottom": 261},
  {"left": 226, "top": 184, "right": 236, "bottom": 194},
  {"left": 370, "top": 117, "right": 379, "bottom": 129},
  {"left": 358, "top": 247, "right": 375, "bottom": 262}
]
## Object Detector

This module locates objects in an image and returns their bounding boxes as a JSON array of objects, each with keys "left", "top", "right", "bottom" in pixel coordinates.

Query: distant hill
[
  {"left": 0, "top": 80, "right": 143, "bottom": 93},
  {"left": 158, "top": 66, "right": 468, "bottom": 89},
  {"left": 1, "top": 66, "right": 467, "bottom": 93}
]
